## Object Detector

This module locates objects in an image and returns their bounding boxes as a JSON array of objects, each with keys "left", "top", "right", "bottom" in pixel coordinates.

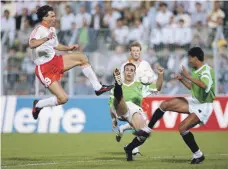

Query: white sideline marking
[
  {"left": 2, "top": 153, "right": 228, "bottom": 168},
  {"left": 2, "top": 162, "right": 57, "bottom": 168}
]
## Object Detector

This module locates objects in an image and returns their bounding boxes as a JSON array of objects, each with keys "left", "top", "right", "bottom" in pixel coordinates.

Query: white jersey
[
  {"left": 120, "top": 59, "right": 156, "bottom": 82},
  {"left": 29, "top": 24, "right": 59, "bottom": 65}
]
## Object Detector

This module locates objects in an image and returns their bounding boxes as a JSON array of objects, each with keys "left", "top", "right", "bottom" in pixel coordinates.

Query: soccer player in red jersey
[{"left": 29, "top": 5, "right": 113, "bottom": 120}]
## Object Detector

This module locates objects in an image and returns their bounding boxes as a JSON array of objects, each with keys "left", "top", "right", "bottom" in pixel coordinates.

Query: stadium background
[
  {"left": 1, "top": 1, "right": 228, "bottom": 169},
  {"left": 1, "top": 0, "right": 227, "bottom": 132}
]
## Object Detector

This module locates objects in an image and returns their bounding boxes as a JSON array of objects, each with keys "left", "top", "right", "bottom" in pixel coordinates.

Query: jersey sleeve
[
  {"left": 200, "top": 72, "right": 213, "bottom": 93},
  {"left": 29, "top": 26, "right": 41, "bottom": 42}
]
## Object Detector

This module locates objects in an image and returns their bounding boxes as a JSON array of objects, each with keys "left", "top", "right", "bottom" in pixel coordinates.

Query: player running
[
  {"left": 134, "top": 47, "right": 215, "bottom": 164},
  {"left": 29, "top": 5, "right": 113, "bottom": 120},
  {"left": 109, "top": 62, "right": 164, "bottom": 161}
]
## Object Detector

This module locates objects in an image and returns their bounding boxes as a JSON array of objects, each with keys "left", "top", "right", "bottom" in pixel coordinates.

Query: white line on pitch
[{"left": 2, "top": 153, "right": 228, "bottom": 168}]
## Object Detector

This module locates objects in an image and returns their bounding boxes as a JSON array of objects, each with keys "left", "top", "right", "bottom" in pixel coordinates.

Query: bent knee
[
  {"left": 160, "top": 101, "right": 170, "bottom": 111},
  {"left": 57, "top": 95, "right": 68, "bottom": 104},
  {"left": 80, "top": 54, "right": 89, "bottom": 65}
]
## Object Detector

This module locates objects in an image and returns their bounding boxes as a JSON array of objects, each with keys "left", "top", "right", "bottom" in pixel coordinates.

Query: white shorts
[
  {"left": 185, "top": 96, "right": 213, "bottom": 124},
  {"left": 112, "top": 101, "right": 147, "bottom": 123}
]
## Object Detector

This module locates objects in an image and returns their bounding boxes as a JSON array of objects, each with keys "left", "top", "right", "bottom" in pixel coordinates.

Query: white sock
[
  {"left": 119, "top": 123, "right": 132, "bottom": 133},
  {"left": 193, "top": 149, "right": 203, "bottom": 159},
  {"left": 81, "top": 65, "right": 102, "bottom": 91},
  {"left": 142, "top": 126, "right": 152, "bottom": 133},
  {"left": 36, "top": 96, "right": 58, "bottom": 108}
]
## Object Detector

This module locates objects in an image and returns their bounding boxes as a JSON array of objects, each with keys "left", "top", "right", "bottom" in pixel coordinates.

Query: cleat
[
  {"left": 191, "top": 155, "right": 205, "bottom": 164},
  {"left": 116, "top": 134, "right": 122, "bottom": 142},
  {"left": 116, "top": 127, "right": 123, "bottom": 142},
  {"left": 95, "top": 85, "right": 114, "bottom": 96},
  {"left": 32, "top": 100, "right": 42, "bottom": 120},
  {"left": 113, "top": 68, "right": 122, "bottom": 86},
  {"left": 124, "top": 146, "right": 133, "bottom": 161}
]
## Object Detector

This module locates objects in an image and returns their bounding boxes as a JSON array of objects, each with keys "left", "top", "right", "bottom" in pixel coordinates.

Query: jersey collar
[
  {"left": 194, "top": 64, "right": 207, "bottom": 73},
  {"left": 40, "top": 22, "right": 49, "bottom": 28},
  {"left": 128, "top": 58, "right": 142, "bottom": 68},
  {"left": 123, "top": 81, "right": 135, "bottom": 86},
  {"left": 128, "top": 58, "right": 142, "bottom": 63}
]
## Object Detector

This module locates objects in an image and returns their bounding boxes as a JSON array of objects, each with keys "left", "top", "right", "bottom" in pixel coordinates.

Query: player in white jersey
[
  {"left": 120, "top": 41, "right": 157, "bottom": 84},
  {"left": 113, "top": 41, "right": 163, "bottom": 154},
  {"left": 30, "top": 5, "right": 113, "bottom": 120}
]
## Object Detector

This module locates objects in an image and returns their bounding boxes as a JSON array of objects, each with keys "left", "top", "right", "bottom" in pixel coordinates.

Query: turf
[{"left": 2, "top": 132, "right": 228, "bottom": 169}]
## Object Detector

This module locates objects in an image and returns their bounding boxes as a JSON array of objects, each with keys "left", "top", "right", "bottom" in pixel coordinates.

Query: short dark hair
[
  {"left": 124, "top": 63, "right": 136, "bottom": 71},
  {"left": 188, "top": 47, "right": 204, "bottom": 61},
  {"left": 129, "top": 41, "right": 142, "bottom": 51},
  {"left": 37, "top": 5, "right": 53, "bottom": 22}
]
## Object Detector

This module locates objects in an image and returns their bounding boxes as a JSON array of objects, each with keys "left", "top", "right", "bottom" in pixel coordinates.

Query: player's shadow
[
  {"left": 103, "top": 151, "right": 124, "bottom": 155},
  {"left": 94, "top": 156, "right": 124, "bottom": 160},
  {"left": 159, "top": 158, "right": 190, "bottom": 163},
  {"left": 95, "top": 152, "right": 129, "bottom": 161}
]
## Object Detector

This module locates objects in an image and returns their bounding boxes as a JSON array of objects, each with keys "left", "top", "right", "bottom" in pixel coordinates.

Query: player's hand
[
  {"left": 156, "top": 66, "right": 164, "bottom": 75},
  {"left": 112, "top": 119, "right": 117, "bottom": 131},
  {"left": 148, "top": 88, "right": 158, "bottom": 95},
  {"left": 68, "top": 44, "right": 79, "bottom": 51},
  {"left": 175, "top": 73, "right": 183, "bottom": 80},
  {"left": 181, "top": 66, "right": 191, "bottom": 79},
  {"left": 47, "top": 32, "right": 55, "bottom": 40}
]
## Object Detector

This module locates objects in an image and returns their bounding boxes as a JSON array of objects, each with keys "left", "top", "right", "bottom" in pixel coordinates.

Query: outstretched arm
[
  {"left": 29, "top": 37, "right": 49, "bottom": 49},
  {"left": 55, "top": 44, "right": 79, "bottom": 51},
  {"left": 187, "top": 77, "right": 206, "bottom": 89},
  {"left": 181, "top": 66, "right": 206, "bottom": 89},
  {"left": 29, "top": 32, "right": 55, "bottom": 49},
  {"left": 29, "top": 32, "right": 79, "bottom": 51},
  {"left": 175, "top": 74, "right": 192, "bottom": 90}
]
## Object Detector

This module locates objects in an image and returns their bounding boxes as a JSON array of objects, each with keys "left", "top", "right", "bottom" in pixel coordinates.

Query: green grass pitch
[{"left": 2, "top": 132, "right": 228, "bottom": 169}]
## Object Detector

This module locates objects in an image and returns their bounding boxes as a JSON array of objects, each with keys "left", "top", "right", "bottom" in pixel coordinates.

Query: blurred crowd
[{"left": 1, "top": 0, "right": 228, "bottom": 95}]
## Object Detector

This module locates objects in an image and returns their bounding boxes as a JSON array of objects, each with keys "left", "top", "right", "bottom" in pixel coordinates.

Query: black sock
[
  {"left": 181, "top": 131, "right": 199, "bottom": 153},
  {"left": 148, "top": 108, "right": 165, "bottom": 128},
  {"left": 126, "top": 137, "right": 145, "bottom": 151},
  {"left": 114, "top": 83, "right": 123, "bottom": 102}
]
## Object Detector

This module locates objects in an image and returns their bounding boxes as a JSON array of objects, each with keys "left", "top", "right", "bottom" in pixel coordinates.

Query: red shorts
[{"left": 35, "top": 55, "right": 64, "bottom": 87}]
